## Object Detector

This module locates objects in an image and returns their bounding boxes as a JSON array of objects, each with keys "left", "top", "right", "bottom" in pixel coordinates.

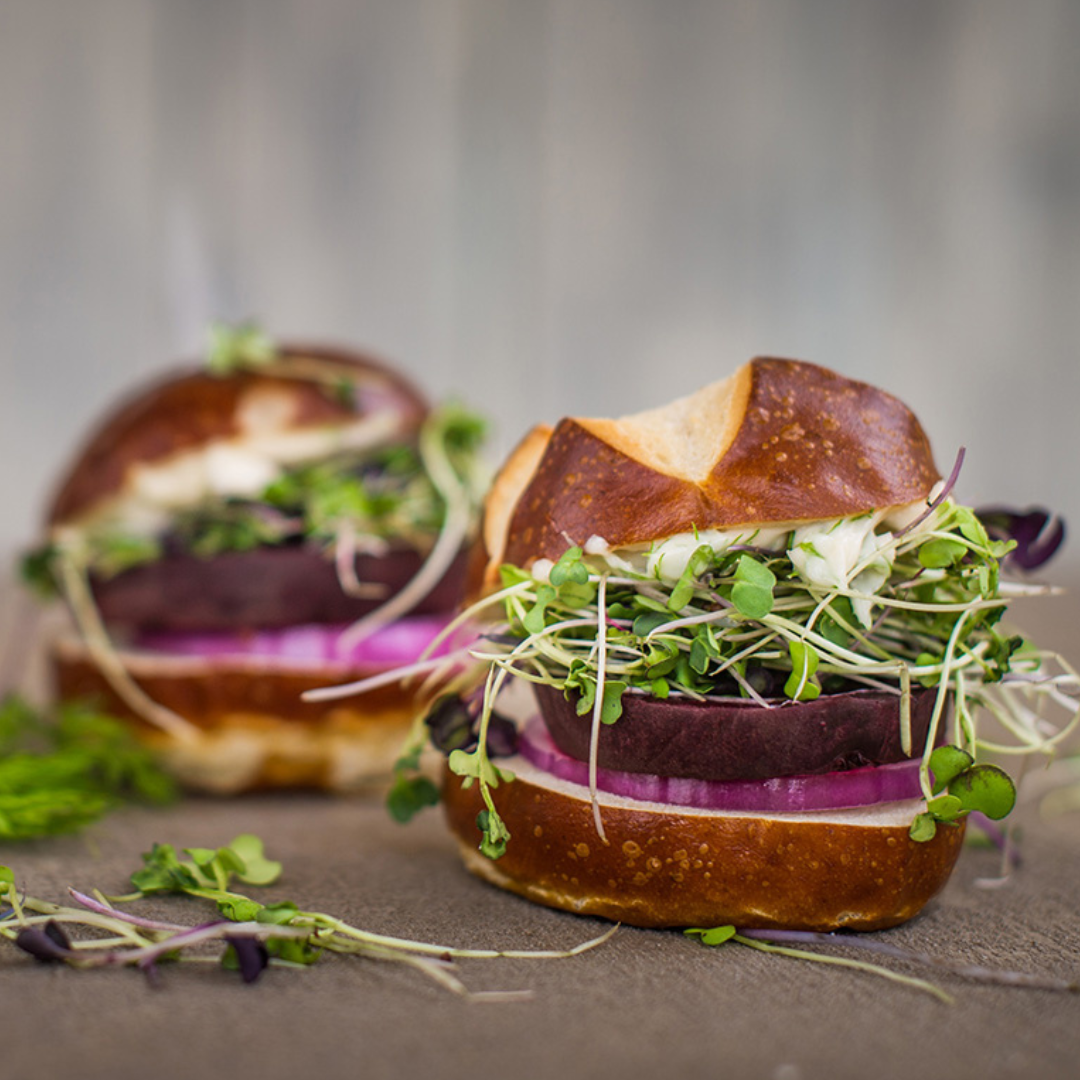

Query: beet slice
[
  {"left": 534, "top": 682, "right": 942, "bottom": 783},
  {"left": 90, "top": 543, "right": 468, "bottom": 632}
]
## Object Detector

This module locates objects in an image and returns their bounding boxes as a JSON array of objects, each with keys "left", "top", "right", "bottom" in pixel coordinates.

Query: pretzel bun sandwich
[
  {"left": 22, "top": 329, "right": 486, "bottom": 792},
  {"left": 408, "top": 356, "right": 1075, "bottom": 931}
]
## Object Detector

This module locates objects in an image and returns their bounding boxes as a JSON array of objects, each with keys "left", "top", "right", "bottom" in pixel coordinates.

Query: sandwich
[
  {"left": 21, "top": 328, "right": 487, "bottom": 793},
  {"left": 404, "top": 357, "right": 1075, "bottom": 931}
]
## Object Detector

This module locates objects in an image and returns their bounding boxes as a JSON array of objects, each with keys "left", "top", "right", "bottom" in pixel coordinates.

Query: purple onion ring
[{"left": 518, "top": 718, "right": 924, "bottom": 813}]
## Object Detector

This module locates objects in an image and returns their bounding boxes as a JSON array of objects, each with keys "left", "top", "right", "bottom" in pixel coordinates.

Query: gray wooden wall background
[{"left": 2, "top": 0, "right": 1079, "bottom": 575}]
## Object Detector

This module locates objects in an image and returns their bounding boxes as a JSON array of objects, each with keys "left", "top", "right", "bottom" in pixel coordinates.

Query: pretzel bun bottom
[
  {"left": 52, "top": 640, "right": 428, "bottom": 794},
  {"left": 443, "top": 755, "right": 964, "bottom": 930}
]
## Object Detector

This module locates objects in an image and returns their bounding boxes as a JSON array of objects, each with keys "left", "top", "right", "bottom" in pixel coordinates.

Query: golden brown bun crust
[
  {"left": 48, "top": 344, "right": 428, "bottom": 525},
  {"left": 443, "top": 762, "right": 963, "bottom": 931},
  {"left": 52, "top": 639, "right": 432, "bottom": 793},
  {"left": 485, "top": 358, "right": 939, "bottom": 579}
]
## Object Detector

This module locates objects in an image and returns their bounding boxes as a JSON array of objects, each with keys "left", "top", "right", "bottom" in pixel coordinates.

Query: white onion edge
[{"left": 497, "top": 748, "right": 931, "bottom": 827}]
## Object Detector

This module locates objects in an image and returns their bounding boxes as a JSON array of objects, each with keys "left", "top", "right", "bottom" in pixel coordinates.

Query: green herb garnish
[
  {"left": 386, "top": 743, "right": 441, "bottom": 824},
  {"left": 0, "top": 695, "right": 176, "bottom": 840},
  {"left": 206, "top": 322, "right": 277, "bottom": 375}
]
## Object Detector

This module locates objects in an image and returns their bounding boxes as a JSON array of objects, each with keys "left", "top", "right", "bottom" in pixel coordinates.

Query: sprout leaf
[
  {"left": 929, "top": 745, "right": 975, "bottom": 794},
  {"left": 947, "top": 765, "right": 1017, "bottom": 821},
  {"left": 685, "top": 925, "right": 737, "bottom": 946}
]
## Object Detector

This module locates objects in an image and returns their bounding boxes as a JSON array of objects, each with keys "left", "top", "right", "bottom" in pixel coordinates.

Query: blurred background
[{"left": 2, "top": 0, "right": 1078, "bottom": 581}]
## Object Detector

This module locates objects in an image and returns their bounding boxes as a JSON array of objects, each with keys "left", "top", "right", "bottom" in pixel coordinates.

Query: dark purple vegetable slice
[
  {"left": 976, "top": 506, "right": 1066, "bottom": 571},
  {"left": 534, "top": 682, "right": 941, "bottom": 782},
  {"left": 518, "top": 718, "right": 924, "bottom": 812},
  {"left": 90, "top": 543, "right": 468, "bottom": 632}
]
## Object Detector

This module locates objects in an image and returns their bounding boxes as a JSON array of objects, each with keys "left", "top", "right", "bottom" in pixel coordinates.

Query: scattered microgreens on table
[
  {"left": 0, "top": 695, "right": 176, "bottom": 840},
  {"left": 4, "top": 835, "right": 1073, "bottom": 1003},
  {"left": 683, "top": 924, "right": 1078, "bottom": 1002},
  {"left": 0, "top": 835, "right": 615, "bottom": 996},
  {"left": 374, "top": 480, "right": 1078, "bottom": 859}
]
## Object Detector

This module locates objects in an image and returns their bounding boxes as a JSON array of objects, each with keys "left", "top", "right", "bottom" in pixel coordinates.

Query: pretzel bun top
[
  {"left": 479, "top": 358, "right": 939, "bottom": 587},
  {"left": 48, "top": 345, "right": 428, "bottom": 528}
]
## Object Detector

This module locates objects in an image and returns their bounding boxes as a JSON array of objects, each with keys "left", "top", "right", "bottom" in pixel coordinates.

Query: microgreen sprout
[
  {"left": 909, "top": 745, "right": 1017, "bottom": 841},
  {"left": 206, "top": 322, "right": 277, "bottom": 375},
  {"left": 0, "top": 836, "right": 616, "bottom": 996},
  {"left": 684, "top": 925, "right": 1078, "bottom": 1001},
  {"left": 386, "top": 741, "right": 441, "bottom": 825},
  {"left": 447, "top": 666, "right": 517, "bottom": 859},
  {"left": 49, "top": 548, "right": 200, "bottom": 741}
]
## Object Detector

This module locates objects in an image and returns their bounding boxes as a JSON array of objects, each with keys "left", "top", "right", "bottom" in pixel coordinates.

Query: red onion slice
[
  {"left": 518, "top": 718, "right": 924, "bottom": 813},
  {"left": 135, "top": 614, "right": 454, "bottom": 668}
]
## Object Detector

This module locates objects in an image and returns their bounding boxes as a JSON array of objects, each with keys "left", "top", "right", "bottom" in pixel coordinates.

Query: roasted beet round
[
  {"left": 91, "top": 543, "right": 469, "bottom": 632},
  {"left": 534, "top": 682, "right": 941, "bottom": 782}
]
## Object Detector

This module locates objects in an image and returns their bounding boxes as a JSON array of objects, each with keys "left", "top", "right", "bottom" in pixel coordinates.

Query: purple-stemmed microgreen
[
  {"left": 15, "top": 921, "right": 76, "bottom": 963},
  {"left": 685, "top": 923, "right": 1078, "bottom": 1001},
  {"left": 891, "top": 447, "right": 966, "bottom": 540},
  {"left": 735, "top": 928, "right": 1077, "bottom": 993},
  {"left": 67, "top": 888, "right": 189, "bottom": 932},
  {"left": 1, "top": 836, "right": 616, "bottom": 996}
]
